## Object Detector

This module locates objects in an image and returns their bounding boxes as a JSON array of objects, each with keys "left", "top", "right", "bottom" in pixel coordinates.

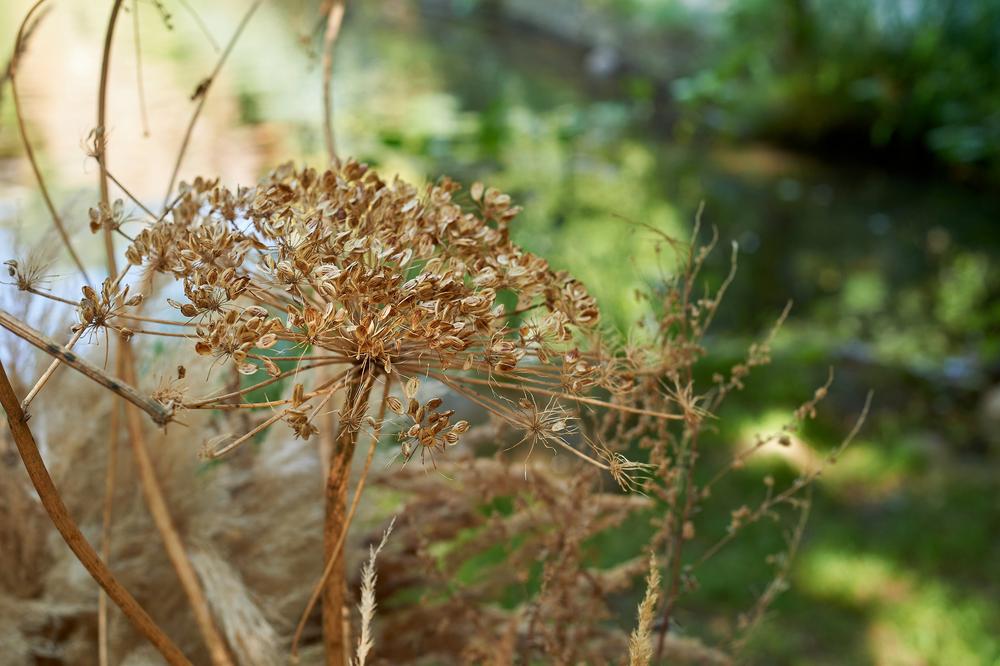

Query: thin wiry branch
[
  {"left": 9, "top": 0, "right": 92, "bottom": 285},
  {"left": 161, "top": 0, "right": 263, "bottom": 212},
  {"left": 0, "top": 309, "right": 172, "bottom": 425},
  {"left": 321, "top": 0, "right": 346, "bottom": 162}
]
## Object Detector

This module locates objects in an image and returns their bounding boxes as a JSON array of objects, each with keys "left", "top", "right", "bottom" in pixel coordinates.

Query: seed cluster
[{"left": 120, "top": 160, "right": 646, "bottom": 470}]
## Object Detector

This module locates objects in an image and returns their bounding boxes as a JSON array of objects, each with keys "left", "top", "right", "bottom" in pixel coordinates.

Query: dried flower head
[{"left": 120, "top": 159, "right": 662, "bottom": 475}]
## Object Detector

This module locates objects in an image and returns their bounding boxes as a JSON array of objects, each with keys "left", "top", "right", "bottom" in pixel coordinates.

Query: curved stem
[
  {"left": 95, "top": 7, "right": 232, "bottom": 658},
  {"left": 97, "top": 0, "right": 124, "bottom": 273},
  {"left": 121, "top": 352, "right": 235, "bottom": 666},
  {"left": 0, "top": 361, "right": 190, "bottom": 665},
  {"left": 98, "top": 399, "right": 121, "bottom": 666},
  {"left": 10, "top": 0, "right": 91, "bottom": 285},
  {"left": 20, "top": 327, "right": 83, "bottom": 409}
]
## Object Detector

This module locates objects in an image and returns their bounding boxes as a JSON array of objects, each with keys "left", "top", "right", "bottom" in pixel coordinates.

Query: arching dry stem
[
  {"left": 20, "top": 327, "right": 83, "bottom": 409},
  {"left": 9, "top": 0, "right": 91, "bottom": 285},
  {"left": 121, "top": 351, "right": 235, "bottom": 666},
  {"left": 0, "top": 360, "right": 191, "bottom": 665},
  {"left": 95, "top": 3, "right": 233, "bottom": 662}
]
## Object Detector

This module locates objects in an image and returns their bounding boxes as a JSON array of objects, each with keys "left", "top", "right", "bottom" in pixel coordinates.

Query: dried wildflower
[
  {"left": 88, "top": 198, "right": 133, "bottom": 233},
  {"left": 73, "top": 278, "right": 143, "bottom": 342},
  {"left": 118, "top": 160, "right": 656, "bottom": 477}
]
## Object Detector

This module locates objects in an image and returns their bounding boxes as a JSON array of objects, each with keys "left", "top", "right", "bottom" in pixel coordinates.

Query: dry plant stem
[
  {"left": 161, "top": 0, "right": 262, "bottom": 212},
  {"left": 0, "top": 2, "right": 47, "bottom": 101},
  {"left": 98, "top": 399, "right": 122, "bottom": 666},
  {"left": 188, "top": 362, "right": 350, "bottom": 410},
  {"left": 177, "top": 0, "right": 220, "bottom": 52},
  {"left": 435, "top": 372, "right": 684, "bottom": 421},
  {"left": 654, "top": 231, "right": 706, "bottom": 663},
  {"left": 97, "top": 0, "right": 125, "bottom": 620},
  {"left": 97, "top": 0, "right": 124, "bottom": 269},
  {"left": 9, "top": 0, "right": 91, "bottom": 285},
  {"left": 0, "top": 360, "right": 191, "bottom": 665},
  {"left": 121, "top": 351, "right": 235, "bottom": 666},
  {"left": 20, "top": 327, "right": 84, "bottom": 409},
  {"left": 321, "top": 0, "right": 346, "bottom": 162},
  {"left": 131, "top": 0, "right": 150, "bottom": 137},
  {"left": 0, "top": 309, "right": 171, "bottom": 424},
  {"left": 323, "top": 369, "right": 374, "bottom": 666},
  {"left": 94, "top": 3, "right": 232, "bottom": 656},
  {"left": 292, "top": 377, "right": 390, "bottom": 660},
  {"left": 655, "top": 430, "right": 697, "bottom": 661},
  {"left": 696, "top": 392, "right": 873, "bottom": 567}
]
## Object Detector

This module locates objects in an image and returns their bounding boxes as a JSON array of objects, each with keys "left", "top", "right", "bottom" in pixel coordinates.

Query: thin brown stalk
[
  {"left": 177, "top": 0, "right": 220, "bottom": 52},
  {"left": 161, "top": 0, "right": 262, "bottom": 212},
  {"left": 431, "top": 371, "right": 615, "bottom": 471},
  {"left": 0, "top": 2, "right": 47, "bottom": 105},
  {"left": 121, "top": 351, "right": 235, "bottom": 666},
  {"left": 97, "top": 0, "right": 125, "bottom": 272},
  {"left": 100, "top": 0, "right": 234, "bottom": 635},
  {"left": 98, "top": 399, "right": 121, "bottom": 666},
  {"left": 321, "top": 0, "right": 346, "bottom": 162},
  {"left": 697, "top": 392, "right": 873, "bottom": 567},
  {"left": 20, "top": 327, "right": 84, "bottom": 409},
  {"left": 291, "top": 376, "right": 390, "bottom": 660},
  {"left": 103, "top": 164, "right": 159, "bottom": 220},
  {"left": 322, "top": 368, "right": 374, "bottom": 666},
  {"left": 0, "top": 309, "right": 171, "bottom": 425},
  {"left": 206, "top": 409, "right": 288, "bottom": 459},
  {"left": 0, "top": 360, "right": 191, "bottom": 665},
  {"left": 23, "top": 286, "right": 78, "bottom": 307},
  {"left": 131, "top": 0, "right": 150, "bottom": 137},
  {"left": 97, "top": 0, "right": 126, "bottom": 627},
  {"left": 9, "top": 0, "right": 91, "bottom": 285},
  {"left": 433, "top": 372, "right": 685, "bottom": 421},
  {"left": 184, "top": 362, "right": 349, "bottom": 408}
]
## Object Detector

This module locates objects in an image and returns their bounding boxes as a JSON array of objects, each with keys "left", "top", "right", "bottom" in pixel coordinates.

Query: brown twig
[
  {"left": 9, "top": 0, "right": 92, "bottom": 285},
  {"left": 321, "top": 0, "right": 346, "bottom": 162},
  {"left": 161, "top": 0, "right": 262, "bottom": 212},
  {"left": 121, "top": 351, "right": 235, "bottom": 666},
  {"left": 98, "top": 398, "right": 121, "bottom": 666},
  {"left": 131, "top": 0, "right": 151, "bottom": 137},
  {"left": 94, "top": 2, "right": 233, "bottom": 657},
  {"left": 0, "top": 309, "right": 171, "bottom": 425},
  {"left": 0, "top": 2, "right": 47, "bottom": 107},
  {"left": 322, "top": 368, "right": 374, "bottom": 666},
  {"left": 0, "top": 360, "right": 191, "bottom": 665},
  {"left": 20, "top": 327, "right": 84, "bottom": 409},
  {"left": 96, "top": 0, "right": 125, "bottom": 274}
]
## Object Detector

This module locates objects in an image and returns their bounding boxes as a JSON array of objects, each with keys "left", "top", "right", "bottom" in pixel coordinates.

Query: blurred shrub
[{"left": 669, "top": 0, "right": 1000, "bottom": 178}]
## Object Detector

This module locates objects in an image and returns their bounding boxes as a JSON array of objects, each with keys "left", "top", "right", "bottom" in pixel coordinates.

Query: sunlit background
[{"left": 2, "top": 1, "right": 998, "bottom": 664}]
